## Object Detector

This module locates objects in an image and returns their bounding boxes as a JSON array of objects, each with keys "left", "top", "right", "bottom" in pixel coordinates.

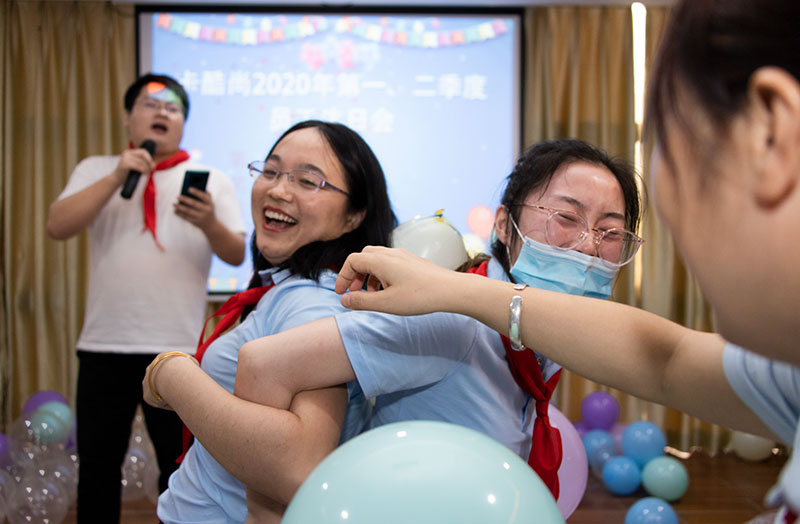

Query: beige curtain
[
  {"left": 522, "top": 4, "right": 639, "bottom": 420},
  {"left": 524, "top": 5, "right": 724, "bottom": 453},
  {"left": 1, "top": 0, "right": 135, "bottom": 429},
  {"left": 638, "top": 6, "right": 724, "bottom": 453}
]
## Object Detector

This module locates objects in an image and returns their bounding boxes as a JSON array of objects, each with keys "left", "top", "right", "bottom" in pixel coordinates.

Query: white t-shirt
[
  {"left": 58, "top": 155, "right": 245, "bottom": 354},
  {"left": 723, "top": 343, "right": 800, "bottom": 522}
]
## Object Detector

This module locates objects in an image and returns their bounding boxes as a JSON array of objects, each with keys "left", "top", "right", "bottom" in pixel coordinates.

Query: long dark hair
[
  {"left": 491, "top": 139, "right": 642, "bottom": 274},
  {"left": 244, "top": 120, "right": 396, "bottom": 307},
  {"left": 644, "top": 0, "right": 800, "bottom": 170}
]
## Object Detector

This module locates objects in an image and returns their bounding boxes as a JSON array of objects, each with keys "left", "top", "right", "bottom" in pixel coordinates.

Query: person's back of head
[{"left": 645, "top": 0, "right": 800, "bottom": 166}]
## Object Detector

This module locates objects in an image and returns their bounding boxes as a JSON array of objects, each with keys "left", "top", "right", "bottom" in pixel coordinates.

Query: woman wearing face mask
[
  {"left": 233, "top": 138, "right": 643, "bottom": 512},
  {"left": 326, "top": 1, "right": 800, "bottom": 520},
  {"left": 141, "top": 120, "right": 396, "bottom": 523}
]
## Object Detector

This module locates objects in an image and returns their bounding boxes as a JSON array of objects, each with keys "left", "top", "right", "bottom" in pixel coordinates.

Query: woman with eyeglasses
[
  {"left": 141, "top": 119, "right": 396, "bottom": 523},
  {"left": 232, "top": 138, "right": 643, "bottom": 519},
  {"left": 301, "top": 1, "right": 800, "bottom": 520}
]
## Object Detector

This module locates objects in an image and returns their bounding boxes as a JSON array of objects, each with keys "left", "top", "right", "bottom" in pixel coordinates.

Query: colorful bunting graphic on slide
[{"left": 154, "top": 13, "right": 508, "bottom": 47}]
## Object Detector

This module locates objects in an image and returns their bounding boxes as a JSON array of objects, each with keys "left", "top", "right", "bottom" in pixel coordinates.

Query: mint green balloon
[
  {"left": 284, "top": 421, "right": 565, "bottom": 524},
  {"left": 641, "top": 456, "right": 689, "bottom": 501}
]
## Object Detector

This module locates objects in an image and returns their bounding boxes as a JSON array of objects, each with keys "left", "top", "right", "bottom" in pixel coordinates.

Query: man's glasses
[
  {"left": 514, "top": 204, "right": 644, "bottom": 267},
  {"left": 136, "top": 97, "right": 184, "bottom": 117},
  {"left": 248, "top": 160, "right": 349, "bottom": 196}
]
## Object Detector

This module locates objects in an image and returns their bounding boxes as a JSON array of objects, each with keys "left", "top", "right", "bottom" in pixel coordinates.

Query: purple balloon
[
  {"left": 581, "top": 391, "right": 620, "bottom": 431},
  {"left": 0, "top": 433, "right": 10, "bottom": 469},
  {"left": 573, "top": 420, "right": 590, "bottom": 439},
  {"left": 22, "top": 390, "right": 69, "bottom": 415}
]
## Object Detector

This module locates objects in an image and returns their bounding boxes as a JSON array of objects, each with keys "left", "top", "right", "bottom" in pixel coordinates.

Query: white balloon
[
  {"left": 392, "top": 211, "right": 469, "bottom": 270},
  {"left": 728, "top": 430, "right": 775, "bottom": 461}
]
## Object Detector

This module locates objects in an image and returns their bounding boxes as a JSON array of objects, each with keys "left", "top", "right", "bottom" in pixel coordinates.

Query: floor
[{"left": 61, "top": 451, "right": 787, "bottom": 523}]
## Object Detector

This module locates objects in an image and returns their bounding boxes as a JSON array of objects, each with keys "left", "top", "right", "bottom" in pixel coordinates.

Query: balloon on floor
[{"left": 283, "top": 420, "right": 566, "bottom": 524}]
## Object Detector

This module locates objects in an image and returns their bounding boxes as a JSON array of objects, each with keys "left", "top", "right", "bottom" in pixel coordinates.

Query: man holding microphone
[{"left": 47, "top": 73, "right": 245, "bottom": 523}]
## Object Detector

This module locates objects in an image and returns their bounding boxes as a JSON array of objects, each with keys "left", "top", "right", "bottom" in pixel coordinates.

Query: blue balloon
[
  {"left": 582, "top": 429, "right": 615, "bottom": 463},
  {"left": 602, "top": 456, "right": 641, "bottom": 496},
  {"left": 641, "top": 456, "right": 689, "bottom": 501},
  {"left": 624, "top": 497, "right": 679, "bottom": 524},
  {"left": 589, "top": 443, "right": 617, "bottom": 478},
  {"left": 283, "top": 421, "right": 565, "bottom": 524},
  {"left": 621, "top": 421, "right": 666, "bottom": 467}
]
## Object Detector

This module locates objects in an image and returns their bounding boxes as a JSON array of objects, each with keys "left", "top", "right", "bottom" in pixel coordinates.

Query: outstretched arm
[
  {"left": 143, "top": 352, "right": 347, "bottom": 506},
  {"left": 334, "top": 247, "right": 775, "bottom": 438}
]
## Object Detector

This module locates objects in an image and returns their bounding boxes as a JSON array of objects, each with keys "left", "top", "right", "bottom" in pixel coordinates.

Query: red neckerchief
[
  {"left": 468, "top": 261, "right": 563, "bottom": 500},
  {"left": 177, "top": 284, "right": 275, "bottom": 462},
  {"left": 128, "top": 145, "right": 190, "bottom": 249}
]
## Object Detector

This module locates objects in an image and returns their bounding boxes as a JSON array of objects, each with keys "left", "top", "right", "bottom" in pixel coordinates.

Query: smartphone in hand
[{"left": 181, "top": 170, "right": 209, "bottom": 200}]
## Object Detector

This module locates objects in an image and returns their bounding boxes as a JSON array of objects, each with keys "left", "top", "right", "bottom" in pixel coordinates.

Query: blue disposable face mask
[{"left": 508, "top": 217, "right": 618, "bottom": 300}]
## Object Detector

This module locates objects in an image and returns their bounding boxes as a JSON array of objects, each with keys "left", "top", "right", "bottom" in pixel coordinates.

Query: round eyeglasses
[
  {"left": 248, "top": 160, "right": 349, "bottom": 196},
  {"left": 513, "top": 204, "right": 644, "bottom": 267}
]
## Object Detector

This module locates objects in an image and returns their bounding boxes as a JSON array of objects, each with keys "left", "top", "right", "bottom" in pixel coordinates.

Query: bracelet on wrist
[
  {"left": 148, "top": 351, "right": 200, "bottom": 403},
  {"left": 509, "top": 283, "right": 528, "bottom": 351}
]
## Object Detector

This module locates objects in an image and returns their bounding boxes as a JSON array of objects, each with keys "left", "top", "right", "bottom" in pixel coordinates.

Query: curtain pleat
[{"left": 1, "top": 1, "right": 135, "bottom": 429}]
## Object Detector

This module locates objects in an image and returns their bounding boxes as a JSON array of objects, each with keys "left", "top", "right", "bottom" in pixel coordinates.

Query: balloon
[
  {"left": 121, "top": 446, "right": 153, "bottom": 502},
  {"left": 6, "top": 417, "right": 66, "bottom": 467},
  {"left": 29, "top": 401, "right": 74, "bottom": 445},
  {"left": 283, "top": 421, "right": 565, "bottom": 524},
  {"left": 547, "top": 404, "right": 589, "bottom": 520},
  {"left": 573, "top": 420, "right": 589, "bottom": 439},
  {"left": 466, "top": 205, "right": 495, "bottom": 239},
  {"left": 609, "top": 422, "right": 628, "bottom": 453},
  {"left": 41, "top": 451, "right": 79, "bottom": 504},
  {"left": 589, "top": 443, "right": 617, "bottom": 478},
  {"left": 391, "top": 211, "right": 469, "bottom": 270},
  {"left": 621, "top": 421, "right": 666, "bottom": 467},
  {"left": 602, "top": 456, "right": 641, "bottom": 496},
  {"left": 22, "top": 391, "right": 68, "bottom": 416},
  {"left": 582, "top": 429, "right": 615, "bottom": 464},
  {"left": 0, "top": 433, "right": 11, "bottom": 469},
  {"left": 641, "top": 456, "right": 689, "bottom": 501},
  {"left": 728, "top": 431, "right": 775, "bottom": 462},
  {"left": 624, "top": 497, "right": 679, "bottom": 524},
  {"left": 581, "top": 391, "right": 620, "bottom": 431},
  {"left": 6, "top": 471, "right": 69, "bottom": 524}
]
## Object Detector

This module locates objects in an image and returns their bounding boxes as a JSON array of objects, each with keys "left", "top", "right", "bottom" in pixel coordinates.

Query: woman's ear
[
  {"left": 344, "top": 209, "right": 367, "bottom": 234},
  {"left": 494, "top": 205, "right": 511, "bottom": 247},
  {"left": 747, "top": 67, "right": 800, "bottom": 208}
]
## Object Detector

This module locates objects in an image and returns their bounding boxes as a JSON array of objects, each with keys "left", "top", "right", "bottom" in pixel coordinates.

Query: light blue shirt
[
  {"left": 157, "top": 267, "right": 360, "bottom": 524},
  {"left": 723, "top": 343, "right": 800, "bottom": 520},
  {"left": 335, "top": 257, "right": 561, "bottom": 460}
]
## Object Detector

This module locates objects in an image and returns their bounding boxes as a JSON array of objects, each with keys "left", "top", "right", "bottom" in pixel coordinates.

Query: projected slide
[{"left": 140, "top": 11, "right": 520, "bottom": 293}]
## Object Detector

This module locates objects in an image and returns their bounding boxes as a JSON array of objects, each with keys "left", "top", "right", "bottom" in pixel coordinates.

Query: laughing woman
[{"left": 142, "top": 120, "right": 396, "bottom": 523}]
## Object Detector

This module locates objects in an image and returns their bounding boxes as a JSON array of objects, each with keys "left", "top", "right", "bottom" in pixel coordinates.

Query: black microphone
[{"left": 120, "top": 139, "right": 157, "bottom": 199}]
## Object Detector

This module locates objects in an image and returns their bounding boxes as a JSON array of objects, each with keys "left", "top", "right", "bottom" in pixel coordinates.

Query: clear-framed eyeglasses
[
  {"left": 136, "top": 97, "right": 184, "bottom": 117},
  {"left": 512, "top": 204, "right": 644, "bottom": 267},
  {"left": 248, "top": 160, "right": 349, "bottom": 196}
]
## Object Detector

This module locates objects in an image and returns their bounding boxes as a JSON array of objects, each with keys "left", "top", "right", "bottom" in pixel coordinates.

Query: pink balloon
[
  {"left": 466, "top": 205, "right": 494, "bottom": 239},
  {"left": 548, "top": 404, "right": 589, "bottom": 520},
  {"left": 609, "top": 422, "right": 628, "bottom": 454}
]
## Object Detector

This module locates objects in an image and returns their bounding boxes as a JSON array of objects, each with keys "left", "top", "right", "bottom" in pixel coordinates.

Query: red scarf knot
[{"left": 127, "top": 144, "right": 190, "bottom": 249}]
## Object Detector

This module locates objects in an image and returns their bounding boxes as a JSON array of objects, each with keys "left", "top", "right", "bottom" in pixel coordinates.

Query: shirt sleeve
[
  {"left": 58, "top": 156, "right": 117, "bottom": 200},
  {"left": 334, "top": 310, "right": 479, "bottom": 398},
  {"left": 723, "top": 343, "right": 800, "bottom": 445}
]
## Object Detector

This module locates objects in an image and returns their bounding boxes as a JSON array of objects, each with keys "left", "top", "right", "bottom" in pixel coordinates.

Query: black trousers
[{"left": 76, "top": 350, "right": 183, "bottom": 523}]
